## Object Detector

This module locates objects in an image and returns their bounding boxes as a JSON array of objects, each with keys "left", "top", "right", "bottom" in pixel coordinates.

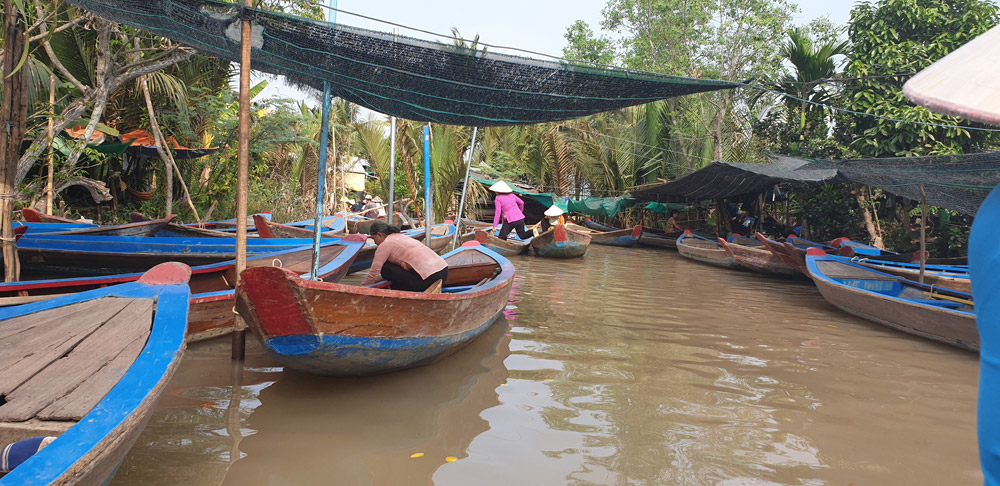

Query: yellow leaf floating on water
[
  {"left": 445, "top": 456, "right": 458, "bottom": 462},
  {"left": 410, "top": 453, "right": 424, "bottom": 459},
  {"left": 828, "top": 325, "right": 839, "bottom": 328}
]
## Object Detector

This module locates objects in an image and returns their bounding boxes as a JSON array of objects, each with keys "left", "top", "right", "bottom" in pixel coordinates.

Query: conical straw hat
[
  {"left": 544, "top": 205, "right": 564, "bottom": 217},
  {"left": 489, "top": 180, "right": 514, "bottom": 193},
  {"left": 903, "top": 25, "right": 1000, "bottom": 126}
]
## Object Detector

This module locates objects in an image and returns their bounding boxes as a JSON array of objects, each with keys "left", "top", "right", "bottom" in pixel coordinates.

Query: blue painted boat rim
[
  {"left": 805, "top": 253, "right": 975, "bottom": 315},
  {"left": 0, "top": 274, "right": 190, "bottom": 485}
]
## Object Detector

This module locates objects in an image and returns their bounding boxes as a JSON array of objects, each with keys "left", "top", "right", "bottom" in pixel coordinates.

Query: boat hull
[
  {"left": 722, "top": 239, "right": 802, "bottom": 277},
  {"left": 530, "top": 224, "right": 590, "bottom": 258},
  {"left": 806, "top": 255, "right": 978, "bottom": 351},
  {"left": 676, "top": 233, "right": 735, "bottom": 268},
  {"left": 237, "top": 246, "right": 515, "bottom": 376}
]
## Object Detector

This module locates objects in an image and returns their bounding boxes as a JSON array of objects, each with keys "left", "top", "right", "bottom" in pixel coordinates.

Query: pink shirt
[
  {"left": 361, "top": 233, "right": 448, "bottom": 286},
  {"left": 492, "top": 193, "right": 526, "bottom": 227}
]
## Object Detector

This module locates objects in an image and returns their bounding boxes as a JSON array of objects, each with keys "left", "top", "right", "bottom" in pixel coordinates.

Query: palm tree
[{"left": 773, "top": 28, "right": 848, "bottom": 133}]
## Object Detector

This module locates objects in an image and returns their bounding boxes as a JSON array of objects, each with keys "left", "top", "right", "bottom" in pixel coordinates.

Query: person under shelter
[
  {"left": 361, "top": 220, "right": 449, "bottom": 292},
  {"left": 490, "top": 180, "right": 533, "bottom": 240}
]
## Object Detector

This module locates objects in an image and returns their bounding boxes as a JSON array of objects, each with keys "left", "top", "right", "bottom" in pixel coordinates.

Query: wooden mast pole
[
  {"left": 46, "top": 73, "right": 55, "bottom": 215},
  {"left": 919, "top": 184, "right": 928, "bottom": 284},
  {"left": 423, "top": 124, "right": 432, "bottom": 246},
  {"left": 232, "top": 0, "right": 252, "bottom": 360},
  {"left": 0, "top": 0, "right": 26, "bottom": 282}
]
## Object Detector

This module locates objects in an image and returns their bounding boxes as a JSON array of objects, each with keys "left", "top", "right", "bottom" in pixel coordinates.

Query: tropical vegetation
[{"left": 0, "top": 0, "right": 997, "bottom": 258}]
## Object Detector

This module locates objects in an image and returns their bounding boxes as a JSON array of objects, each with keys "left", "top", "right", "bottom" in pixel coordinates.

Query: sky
[{"left": 257, "top": 0, "right": 856, "bottom": 109}]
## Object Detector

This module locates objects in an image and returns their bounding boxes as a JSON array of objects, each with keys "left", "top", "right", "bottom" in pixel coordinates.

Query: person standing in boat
[
  {"left": 539, "top": 205, "right": 565, "bottom": 233},
  {"left": 372, "top": 196, "right": 388, "bottom": 219},
  {"left": 362, "top": 220, "right": 449, "bottom": 292},
  {"left": 490, "top": 180, "right": 533, "bottom": 240},
  {"left": 362, "top": 194, "right": 380, "bottom": 218}
]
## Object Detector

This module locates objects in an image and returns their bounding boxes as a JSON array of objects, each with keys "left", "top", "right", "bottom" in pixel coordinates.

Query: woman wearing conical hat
[
  {"left": 490, "top": 180, "right": 533, "bottom": 240},
  {"left": 539, "top": 204, "right": 565, "bottom": 233}
]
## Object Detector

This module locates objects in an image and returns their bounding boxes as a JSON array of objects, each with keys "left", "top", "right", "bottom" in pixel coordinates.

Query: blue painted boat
[
  {"left": 13, "top": 222, "right": 98, "bottom": 234},
  {"left": 529, "top": 224, "right": 590, "bottom": 258},
  {"left": 235, "top": 244, "right": 516, "bottom": 376},
  {"left": 0, "top": 240, "right": 363, "bottom": 343},
  {"left": 584, "top": 220, "right": 679, "bottom": 249},
  {"left": 14, "top": 235, "right": 344, "bottom": 276},
  {"left": 804, "top": 248, "right": 977, "bottom": 351},
  {"left": 182, "top": 212, "right": 273, "bottom": 232},
  {"left": 0, "top": 262, "right": 190, "bottom": 485}
]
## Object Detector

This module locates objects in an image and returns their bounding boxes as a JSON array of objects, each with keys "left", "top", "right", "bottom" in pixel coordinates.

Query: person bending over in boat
[
  {"left": 539, "top": 205, "right": 565, "bottom": 233},
  {"left": 490, "top": 180, "right": 533, "bottom": 240},
  {"left": 362, "top": 220, "right": 449, "bottom": 292}
]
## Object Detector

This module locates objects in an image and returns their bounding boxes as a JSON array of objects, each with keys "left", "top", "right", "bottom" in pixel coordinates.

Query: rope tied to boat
[{"left": 272, "top": 258, "right": 282, "bottom": 268}]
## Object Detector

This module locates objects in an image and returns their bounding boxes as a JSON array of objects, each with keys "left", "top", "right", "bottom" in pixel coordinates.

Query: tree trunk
[
  {"left": 0, "top": 0, "right": 26, "bottom": 281},
  {"left": 855, "top": 185, "right": 884, "bottom": 249}
]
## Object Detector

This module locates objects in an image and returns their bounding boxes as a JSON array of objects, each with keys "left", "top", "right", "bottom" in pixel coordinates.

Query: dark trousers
[
  {"left": 498, "top": 218, "right": 532, "bottom": 240},
  {"left": 541, "top": 219, "right": 553, "bottom": 232},
  {"left": 381, "top": 262, "right": 449, "bottom": 292}
]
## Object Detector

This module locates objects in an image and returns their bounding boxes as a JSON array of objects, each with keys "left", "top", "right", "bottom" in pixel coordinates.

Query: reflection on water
[{"left": 113, "top": 246, "right": 981, "bottom": 485}]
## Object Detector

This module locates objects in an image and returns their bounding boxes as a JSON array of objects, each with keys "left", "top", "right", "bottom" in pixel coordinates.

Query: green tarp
[
  {"left": 472, "top": 178, "right": 676, "bottom": 218},
  {"left": 644, "top": 201, "right": 688, "bottom": 214}
]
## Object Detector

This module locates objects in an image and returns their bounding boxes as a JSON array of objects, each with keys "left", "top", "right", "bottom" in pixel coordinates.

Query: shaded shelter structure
[
  {"left": 798, "top": 152, "right": 1000, "bottom": 216},
  {"left": 60, "top": 0, "right": 739, "bottom": 127},
  {"left": 630, "top": 155, "right": 842, "bottom": 202}
]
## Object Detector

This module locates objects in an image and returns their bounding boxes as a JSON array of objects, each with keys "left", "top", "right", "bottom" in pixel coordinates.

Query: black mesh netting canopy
[
  {"left": 64, "top": 0, "right": 739, "bottom": 126},
  {"left": 629, "top": 155, "right": 844, "bottom": 202},
  {"left": 799, "top": 152, "right": 1000, "bottom": 216}
]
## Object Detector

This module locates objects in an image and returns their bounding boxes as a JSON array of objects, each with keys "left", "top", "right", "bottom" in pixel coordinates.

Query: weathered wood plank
[
  {"left": 0, "top": 297, "right": 105, "bottom": 340},
  {"left": 37, "top": 329, "right": 147, "bottom": 420},
  {"left": 0, "top": 299, "right": 153, "bottom": 422},
  {"left": 0, "top": 299, "right": 129, "bottom": 396}
]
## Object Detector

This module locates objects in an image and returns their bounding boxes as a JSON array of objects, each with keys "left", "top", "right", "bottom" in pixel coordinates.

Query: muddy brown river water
[{"left": 111, "top": 245, "right": 981, "bottom": 485}]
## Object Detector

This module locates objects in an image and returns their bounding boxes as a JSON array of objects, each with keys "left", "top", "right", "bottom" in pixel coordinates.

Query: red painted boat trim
[
  {"left": 137, "top": 262, "right": 193, "bottom": 285},
  {"left": 241, "top": 266, "right": 312, "bottom": 336}
]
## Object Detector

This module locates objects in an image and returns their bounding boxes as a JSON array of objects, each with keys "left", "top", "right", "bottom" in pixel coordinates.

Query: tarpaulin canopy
[
  {"left": 64, "top": 0, "right": 739, "bottom": 127},
  {"left": 629, "top": 155, "right": 842, "bottom": 202},
  {"left": 119, "top": 129, "right": 219, "bottom": 159},
  {"left": 799, "top": 152, "right": 1000, "bottom": 216},
  {"left": 472, "top": 177, "right": 557, "bottom": 208}
]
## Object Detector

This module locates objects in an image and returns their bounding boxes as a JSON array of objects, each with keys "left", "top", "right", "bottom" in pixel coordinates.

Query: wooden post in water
[
  {"left": 0, "top": 0, "right": 26, "bottom": 282},
  {"left": 919, "top": 183, "right": 928, "bottom": 284},
  {"left": 232, "top": 0, "right": 253, "bottom": 360}
]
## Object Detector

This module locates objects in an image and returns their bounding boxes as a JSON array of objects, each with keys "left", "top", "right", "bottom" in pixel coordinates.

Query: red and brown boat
[
  {"left": 235, "top": 243, "right": 516, "bottom": 375},
  {"left": 720, "top": 235, "right": 802, "bottom": 278}
]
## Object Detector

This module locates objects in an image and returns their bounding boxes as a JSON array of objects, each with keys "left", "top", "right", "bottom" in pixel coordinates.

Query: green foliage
[
  {"left": 562, "top": 21, "right": 615, "bottom": 66},
  {"left": 793, "top": 184, "right": 866, "bottom": 241},
  {"left": 841, "top": 0, "right": 1000, "bottom": 156}
]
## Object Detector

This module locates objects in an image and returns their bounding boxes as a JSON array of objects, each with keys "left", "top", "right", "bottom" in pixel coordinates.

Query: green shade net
[
  {"left": 64, "top": 0, "right": 739, "bottom": 127},
  {"left": 644, "top": 201, "right": 688, "bottom": 214},
  {"left": 472, "top": 178, "right": 558, "bottom": 209},
  {"left": 798, "top": 152, "right": 1000, "bottom": 216}
]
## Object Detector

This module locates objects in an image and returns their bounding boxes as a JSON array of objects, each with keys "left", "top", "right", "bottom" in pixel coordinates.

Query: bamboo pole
[
  {"left": 0, "top": 0, "right": 26, "bottom": 282},
  {"left": 452, "top": 127, "right": 478, "bottom": 249},
  {"left": 389, "top": 116, "right": 396, "bottom": 226},
  {"left": 45, "top": 73, "right": 55, "bottom": 215},
  {"left": 232, "top": 0, "right": 252, "bottom": 360},
  {"left": 919, "top": 184, "right": 928, "bottom": 284},
  {"left": 311, "top": 83, "right": 333, "bottom": 279}
]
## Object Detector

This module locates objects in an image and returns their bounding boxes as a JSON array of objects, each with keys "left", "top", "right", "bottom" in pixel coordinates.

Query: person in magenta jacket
[{"left": 490, "top": 180, "right": 533, "bottom": 240}]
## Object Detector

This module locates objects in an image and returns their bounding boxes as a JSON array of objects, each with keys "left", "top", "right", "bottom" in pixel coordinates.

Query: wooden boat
[
  {"left": 851, "top": 258, "right": 971, "bottom": 293},
  {"left": 235, "top": 243, "right": 516, "bottom": 376},
  {"left": 470, "top": 229, "right": 530, "bottom": 257},
  {"left": 756, "top": 232, "right": 853, "bottom": 274},
  {"left": 23, "top": 215, "right": 176, "bottom": 238},
  {"left": 529, "top": 224, "right": 590, "bottom": 258},
  {"left": 346, "top": 215, "right": 377, "bottom": 235},
  {"left": 675, "top": 230, "right": 736, "bottom": 268},
  {"left": 720, "top": 235, "right": 802, "bottom": 278},
  {"left": 180, "top": 213, "right": 272, "bottom": 232},
  {"left": 20, "top": 208, "right": 88, "bottom": 224},
  {"left": 0, "top": 240, "right": 362, "bottom": 343},
  {"left": 13, "top": 235, "right": 345, "bottom": 277},
  {"left": 129, "top": 212, "right": 242, "bottom": 238},
  {"left": 804, "top": 248, "right": 977, "bottom": 351},
  {"left": 568, "top": 222, "right": 642, "bottom": 247},
  {"left": 284, "top": 215, "right": 347, "bottom": 234},
  {"left": 0, "top": 262, "right": 190, "bottom": 484},
  {"left": 254, "top": 214, "right": 343, "bottom": 239},
  {"left": 583, "top": 220, "right": 678, "bottom": 249}
]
